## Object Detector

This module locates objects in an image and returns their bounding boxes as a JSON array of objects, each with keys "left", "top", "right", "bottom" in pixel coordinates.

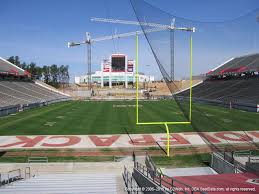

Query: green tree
[
  {"left": 6, "top": 56, "right": 70, "bottom": 87},
  {"left": 14, "top": 56, "right": 20, "bottom": 67},
  {"left": 7, "top": 56, "right": 15, "bottom": 64},
  {"left": 50, "top": 64, "right": 58, "bottom": 86},
  {"left": 28, "top": 62, "right": 37, "bottom": 79},
  {"left": 20, "top": 62, "right": 27, "bottom": 70},
  {"left": 42, "top": 65, "right": 50, "bottom": 84}
]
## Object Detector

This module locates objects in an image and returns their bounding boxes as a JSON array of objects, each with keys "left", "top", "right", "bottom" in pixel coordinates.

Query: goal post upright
[
  {"left": 189, "top": 34, "right": 193, "bottom": 122},
  {"left": 135, "top": 32, "right": 194, "bottom": 157},
  {"left": 136, "top": 32, "right": 139, "bottom": 124}
]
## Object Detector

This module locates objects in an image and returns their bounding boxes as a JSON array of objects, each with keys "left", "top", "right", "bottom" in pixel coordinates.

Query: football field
[{"left": 0, "top": 100, "right": 258, "bottom": 135}]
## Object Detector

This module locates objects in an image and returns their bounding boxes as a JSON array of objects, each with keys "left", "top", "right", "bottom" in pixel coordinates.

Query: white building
[{"left": 75, "top": 54, "right": 154, "bottom": 88}]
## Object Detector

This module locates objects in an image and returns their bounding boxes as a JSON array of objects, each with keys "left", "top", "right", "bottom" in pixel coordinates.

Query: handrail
[
  {"left": 7, "top": 169, "right": 21, "bottom": 184},
  {"left": 123, "top": 166, "right": 143, "bottom": 194},
  {"left": 234, "top": 150, "right": 252, "bottom": 157},
  {"left": 213, "top": 152, "right": 248, "bottom": 173},
  {"left": 28, "top": 156, "right": 48, "bottom": 163},
  {"left": 25, "top": 166, "right": 31, "bottom": 179},
  {"left": 145, "top": 153, "right": 157, "bottom": 172},
  {"left": 0, "top": 167, "right": 33, "bottom": 187},
  {"left": 135, "top": 161, "right": 206, "bottom": 194}
]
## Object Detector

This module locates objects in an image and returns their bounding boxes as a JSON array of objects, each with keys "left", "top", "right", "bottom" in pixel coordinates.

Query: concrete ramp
[{"left": 163, "top": 167, "right": 217, "bottom": 177}]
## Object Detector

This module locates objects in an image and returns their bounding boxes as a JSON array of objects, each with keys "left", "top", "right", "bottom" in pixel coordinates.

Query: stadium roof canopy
[
  {"left": 0, "top": 57, "right": 30, "bottom": 77},
  {"left": 207, "top": 53, "right": 259, "bottom": 76}
]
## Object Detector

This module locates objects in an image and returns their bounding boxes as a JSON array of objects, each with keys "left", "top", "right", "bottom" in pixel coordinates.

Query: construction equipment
[
  {"left": 68, "top": 18, "right": 195, "bottom": 90},
  {"left": 91, "top": 17, "right": 195, "bottom": 81}
]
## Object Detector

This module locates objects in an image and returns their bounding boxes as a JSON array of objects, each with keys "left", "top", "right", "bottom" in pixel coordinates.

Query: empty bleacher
[
  {"left": 178, "top": 76, "right": 259, "bottom": 105},
  {"left": 176, "top": 53, "right": 259, "bottom": 109},
  {"left": 0, "top": 80, "right": 70, "bottom": 114},
  {"left": 0, "top": 173, "right": 120, "bottom": 194},
  {"left": 208, "top": 53, "right": 259, "bottom": 76},
  {"left": 0, "top": 57, "right": 71, "bottom": 112}
]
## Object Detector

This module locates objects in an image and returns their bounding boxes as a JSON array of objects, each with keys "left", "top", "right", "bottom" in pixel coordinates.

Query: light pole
[{"left": 68, "top": 32, "right": 92, "bottom": 91}]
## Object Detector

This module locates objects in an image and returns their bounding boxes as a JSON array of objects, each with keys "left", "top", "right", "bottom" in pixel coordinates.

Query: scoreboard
[{"left": 111, "top": 55, "right": 126, "bottom": 72}]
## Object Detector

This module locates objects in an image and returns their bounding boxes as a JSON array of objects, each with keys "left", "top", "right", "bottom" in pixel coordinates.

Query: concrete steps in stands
[{"left": 0, "top": 173, "right": 125, "bottom": 194}]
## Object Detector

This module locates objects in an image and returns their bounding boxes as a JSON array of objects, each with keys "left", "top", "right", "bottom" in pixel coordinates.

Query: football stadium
[{"left": 0, "top": 0, "right": 259, "bottom": 193}]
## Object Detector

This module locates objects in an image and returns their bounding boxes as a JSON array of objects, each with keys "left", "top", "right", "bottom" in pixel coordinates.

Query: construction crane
[
  {"left": 67, "top": 28, "right": 176, "bottom": 90},
  {"left": 91, "top": 17, "right": 195, "bottom": 32},
  {"left": 68, "top": 18, "right": 195, "bottom": 91},
  {"left": 91, "top": 17, "right": 195, "bottom": 81}
]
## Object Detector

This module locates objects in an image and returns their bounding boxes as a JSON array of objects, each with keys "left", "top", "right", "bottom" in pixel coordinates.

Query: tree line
[{"left": 7, "top": 56, "right": 69, "bottom": 88}]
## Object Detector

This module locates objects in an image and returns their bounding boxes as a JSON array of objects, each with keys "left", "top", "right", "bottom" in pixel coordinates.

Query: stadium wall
[
  {"left": 0, "top": 97, "right": 71, "bottom": 117},
  {"left": 0, "top": 105, "right": 20, "bottom": 117},
  {"left": 193, "top": 98, "right": 258, "bottom": 112},
  {"left": 176, "top": 96, "right": 259, "bottom": 112}
]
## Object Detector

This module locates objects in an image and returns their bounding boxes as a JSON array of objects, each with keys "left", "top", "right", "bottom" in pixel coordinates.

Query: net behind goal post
[
  {"left": 130, "top": 0, "right": 259, "bottom": 157},
  {"left": 130, "top": 0, "right": 195, "bottom": 156}
]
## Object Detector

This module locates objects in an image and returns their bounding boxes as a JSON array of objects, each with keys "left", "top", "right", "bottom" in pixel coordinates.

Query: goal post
[{"left": 135, "top": 33, "right": 193, "bottom": 156}]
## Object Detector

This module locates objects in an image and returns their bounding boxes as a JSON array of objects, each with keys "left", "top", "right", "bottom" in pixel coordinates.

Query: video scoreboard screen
[{"left": 111, "top": 55, "right": 125, "bottom": 72}]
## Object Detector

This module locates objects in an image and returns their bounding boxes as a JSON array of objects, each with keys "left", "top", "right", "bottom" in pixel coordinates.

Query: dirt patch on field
[{"left": 2, "top": 144, "right": 257, "bottom": 158}]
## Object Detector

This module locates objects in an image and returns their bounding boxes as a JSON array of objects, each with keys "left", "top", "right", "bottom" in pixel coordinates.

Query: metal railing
[
  {"left": 135, "top": 161, "right": 206, "bottom": 194},
  {"left": 234, "top": 150, "right": 259, "bottom": 163},
  {"left": 145, "top": 153, "right": 157, "bottom": 173},
  {"left": 114, "top": 156, "right": 126, "bottom": 162},
  {"left": 211, "top": 152, "right": 248, "bottom": 173},
  {"left": 25, "top": 166, "right": 31, "bottom": 179},
  {"left": 28, "top": 156, "right": 48, "bottom": 163},
  {"left": 234, "top": 150, "right": 252, "bottom": 157},
  {"left": 7, "top": 169, "right": 22, "bottom": 184},
  {"left": 0, "top": 167, "right": 33, "bottom": 187},
  {"left": 123, "top": 166, "right": 143, "bottom": 194}
]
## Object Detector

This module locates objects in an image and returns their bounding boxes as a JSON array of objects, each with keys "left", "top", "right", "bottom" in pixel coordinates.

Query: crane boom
[
  {"left": 91, "top": 17, "right": 195, "bottom": 32},
  {"left": 68, "top": 17, "right": 195, "bottom": 91},
  {"left": 91, "top": 17, "right": 168, "bottom": 29},
  {"left": 70, "top": 27, "right": 168, "bottom": 46},
  {"left": 91, "top": 28, "right": 164, "bottom": 43}
]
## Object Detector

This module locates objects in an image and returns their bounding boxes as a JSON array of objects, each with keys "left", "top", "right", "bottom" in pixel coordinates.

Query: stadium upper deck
[
  {"left": 177, "top": 53, "right": 259, "bottom": 107},
  {"left": 207, "top": 53, "right": 259, "bottom": 76}
]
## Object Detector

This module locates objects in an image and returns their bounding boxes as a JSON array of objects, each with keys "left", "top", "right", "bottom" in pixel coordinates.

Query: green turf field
[{"left": 0, "top": 100, "right": 258, "bottom": 135}]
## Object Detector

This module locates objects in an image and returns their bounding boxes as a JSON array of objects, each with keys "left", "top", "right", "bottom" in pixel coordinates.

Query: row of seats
[
  {"left": 209, "top": 53, "right": 259, "bottom": 75},
  {"left": 0, "top": 81, "right": 69, "bottom": 108},
  {"left": 178, "top": 76, "right": 259, "bottom": 104}
]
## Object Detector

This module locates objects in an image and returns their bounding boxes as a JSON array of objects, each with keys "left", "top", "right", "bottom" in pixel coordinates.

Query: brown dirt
[{"left": 2, "top": 143, "right": 257, "bottom": 158}]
